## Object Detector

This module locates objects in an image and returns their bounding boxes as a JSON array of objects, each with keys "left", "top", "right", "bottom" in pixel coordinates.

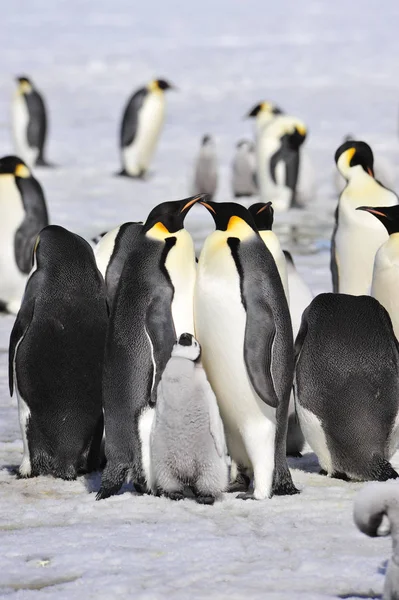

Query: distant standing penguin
[
  {"left": 295, "top": 293, "right": 399, "bottom": 481},
  {"left": 97, "top": 195, "right": 202, "bottom": 500},
  {"left": 9, "top": 226, "right": 108, "bottom": 479},
  {"left": 249, "top": 202, "right": 289, "bottom": 301},
  {"left": 354, "top": 483, "right": 399, "bottom": 600},
  {"left": 232, "top": 140, "right": 258, "bottom": 198},
  {"left": 195, "top": 200, "right": 298, "bottom": 500},
  {"left": 331, "top": 141, "right": 398, "bottom": 294},
  {"left": 118, "top": 78, "right": 175, "bottom": 178},
  {"left": 150, "top": 333, "right": 228, "bottom": 504},
  {"left": 12, "top": 76, "right": 52, "bottom": 168},
  {"left": 191, "top": 135, "right": 218, "bottom": 200},
  {"left": 0, "top": 155, "right": 48, "bottom": 314},
  {"left": 357, "top": 204, "right": 399, "bottom": 340}
]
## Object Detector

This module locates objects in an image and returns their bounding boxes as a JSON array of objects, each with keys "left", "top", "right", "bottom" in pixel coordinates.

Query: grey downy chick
[{"left": 191, "top": 135, "right": 218, "bottom": 200}]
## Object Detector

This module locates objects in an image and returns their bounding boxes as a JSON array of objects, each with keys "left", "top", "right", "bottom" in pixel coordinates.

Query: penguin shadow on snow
[
  {"left": 286, "top": 451, "right": 321, "bottom": 475},
  {"left": 84, "top": 471, "right": 136, "bottom": 496}
]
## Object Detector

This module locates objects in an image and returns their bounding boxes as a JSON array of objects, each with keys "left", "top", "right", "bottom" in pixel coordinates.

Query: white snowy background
[{"left": 0, "top": 0, "right": 399, "bottom": 597}]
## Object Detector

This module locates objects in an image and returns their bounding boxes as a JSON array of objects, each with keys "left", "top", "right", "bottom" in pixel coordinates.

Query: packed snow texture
[{"left": 1, "top": 0, "right": 399, "bottom": 597}]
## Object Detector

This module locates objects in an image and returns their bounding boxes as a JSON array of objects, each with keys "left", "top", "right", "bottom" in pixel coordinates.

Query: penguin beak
[
  {"left": 198, "top": 199, "right": 217, "bottom": 214},
  {"left": 180, "top": 193, "right": 210, "bottom": 214},
  {"left": 256, "top": 202, "right": 273, "bottom": 215},
  {"left": 356, "top": 206, "right": 391, "bottom": 219}
]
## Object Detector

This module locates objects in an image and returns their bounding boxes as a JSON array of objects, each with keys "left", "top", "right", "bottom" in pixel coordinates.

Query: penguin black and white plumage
[
  {"left": 248, "top": 202, "right": 289, "bottom": 301},
  {"left": 334, "top": 135, "right": 396, "bottom": 196},
  {"left": 9, "top": 225, "right": 108, "bottom": 480},
  {"left": 0, "top": 155, "right": 48, "bottom": 314},
  {"left": 294, "top": 293, "right": 399, "bottom": 482},
  {"left": 331, "top": 141, "right": 398, "bottom": 295},
  {"left": 354, "top": 483, "right": 399, "bottom": 600},
  {"left": 357, "top": 204, "right": 399, "bottom": 340},
  {"left": 12, "top": 76, "right": 51, "bottom": 168},
  {"left": 194, "top": 200, "right": 298, "bottom": 500},
  {"left": 118, "top": 78, "right": 175, "bottom": 178},
  {"left": 97, "top": 195, "right": 202, "bottom": 500},
  {"left": 247, "top": 101, "right": 315, "bottom": 209},
  {"left": 94, "top": 222, "right": 143, "bottom": 308},
  {"left": 232, "top": 139, "right": 258, "bottom": 198},
  {"left": 150, "top": 333, "right": 228, "bottom": 504},
  {"left": 191, "top": 135, "right": 218, "bottom": 200}
]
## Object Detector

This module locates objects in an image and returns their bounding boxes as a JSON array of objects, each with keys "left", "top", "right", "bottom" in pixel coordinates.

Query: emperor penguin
[
  {"left": 9, "top": 226, "right": 108, "bottom": 480},
  {"left": 357, "top": 204, "right": 399, "bottom": 340},
  {"left": 12, "top": 76, "right": 52, "bottom": 168},
  {"left": 194, "top": 200, "right": 298, "bottom": 500},
  {"left": 118, "top": 78, "right": 175, "bottom": 178},
  {"left": 97, "top": 195, "right": 203, "bottom": 500},
  {"left": 150, "top": 333, "right": 228, "bottom": 504},
  {"left": 354, "top": 483, "right": 399, "bottom": 600},
  {"left": 331, "top": 141, "right": 398, "bottom": 295},
  {"left": 248, "top": 202, "right": 289, "bottom": 301},
  {"left": 191, "top": 135, "right": 218, "bottom": 200},
  {"left": 283, "top": 251, "right": 313, "bottom": 339},
  {"left": 334, "top": 135, "right": 396, "bottom": 196},
  {"left": 247, "top": 101, "right": 316, "bottom": 208},
  {"left": 231, "top": 139, "right": 258, "bottom": 198},
  {"left": 0, "top": 155, "right": 48, "bottom": 314},
  {"left": 295, "top": 293, "right": 399, "bottom": 482}
]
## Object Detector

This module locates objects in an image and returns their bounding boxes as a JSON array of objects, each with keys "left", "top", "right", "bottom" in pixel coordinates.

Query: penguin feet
[
  {"left": 287, "top": 451, "right": 303, "bottom": 458},
  {"left": 96, "top": 485, "right": 121, "bottom": 501},
  {"left": 195, "top": 496, "right": 215, "bottom": 505},
  {"left": 319, "top": 469, "right": 349, "bottom": 481},
  {"left": 164, "top": 491, "right": 185, "bottom": 502},
  {"left": 236, "top": 492, "right": 256, "bottom": 501},
  {"left": 228, "top": 472, "right": 251, "bottom": 493},
  {"left": 370, "top": 457, "right": 399, "bottom": 482}
]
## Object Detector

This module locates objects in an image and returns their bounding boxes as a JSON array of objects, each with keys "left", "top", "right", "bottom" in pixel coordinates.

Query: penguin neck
[{"left": 377, "top": 233, "right": 399, "bottom": 266}]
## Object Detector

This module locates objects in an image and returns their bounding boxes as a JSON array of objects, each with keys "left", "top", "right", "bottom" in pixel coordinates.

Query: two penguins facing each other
[{"left": 11, "top": 194, "right": 300, "bottom": 503}]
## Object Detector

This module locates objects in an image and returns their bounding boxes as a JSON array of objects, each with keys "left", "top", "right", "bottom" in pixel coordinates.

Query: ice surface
[{"left": 1, "top": 0, "right": 399, "bottom": 597}]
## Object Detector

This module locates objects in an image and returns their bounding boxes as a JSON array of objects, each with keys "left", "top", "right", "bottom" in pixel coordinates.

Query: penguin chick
[
  {"left": 191, "top": 135, "right": 218, "bottom": 200},
  {"left": 354, "top": 483, "right": 399, "bottom": 600},
  {"left": 150, "top": 333, "right": 228, "bottom": 504},
  {"left": 357, "top": 204, "right": 399, "bottom": 340},
  {"left": 232, "top": 140, "right": 258, "bottom": 198}
]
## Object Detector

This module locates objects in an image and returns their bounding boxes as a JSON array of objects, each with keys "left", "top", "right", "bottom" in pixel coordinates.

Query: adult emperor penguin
[
  {"left": 295, "top": 293, "right": 399, "bottom": 481},
  {"left": 97, "top": 195, "right": 203, "bottom": 500},
  {"left": 118, "top": 78, "right": 175, "bottom": 178},
  {"left": 194, "top": 200, "right": 298, "bottom": 500},
  {"left": 354, "top": 483, "right": 399, "bottom": 600},
  {"left": 12, "top": 76, "right": 52, "bottom": 168},
  {"left": 331, "top": 141, "right": 398, "bottom": 295},
  {"left": 0, "top": 155, "right": 48, "bottom": 314},
  {"left": 283, "top": 251, "right": 313, "bottom": 338},
  {"left": 232, "top": 139, "right": 258, "bottom": 198},
  {"left": 357, "top": 204, "right": 399, "bottom": 339},
  {"left": 191, "top": 135, "right": 218, "bottom": 200},
  {"left": 249, "top": 202, "right": 289, "bottom": 301},
  {"left": 9, "top": 226, "right": 108, "bottom": 479},
  {"left": 150, "top": 333, "right": 228, "bottom": 504},
  {"left": 247, "top": 101, "right": 316, "bottom": 208}
]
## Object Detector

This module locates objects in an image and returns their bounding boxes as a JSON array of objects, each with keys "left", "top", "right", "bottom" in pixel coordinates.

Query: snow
[{"left": 1, "top": 0, "right": 399, "bottom": 597}]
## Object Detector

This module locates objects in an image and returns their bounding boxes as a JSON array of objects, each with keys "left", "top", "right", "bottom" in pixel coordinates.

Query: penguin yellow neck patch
[
  {"left": 15, "top": 164, "right": 30, "bottom": 178},
  {"left": 227, "top": 216, "right": 254, "bottom": 239},
  {"left": 146, "top": 222, "right": 172, "bottom": 240},
  {"left": 148, "top": 80, "right": 161, "bottom": 93}
]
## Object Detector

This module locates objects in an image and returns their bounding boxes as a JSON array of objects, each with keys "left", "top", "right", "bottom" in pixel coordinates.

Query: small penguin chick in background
[
  {"left": 150, "top": 333, "right": 228, "bottom": 505},
  {"left": 191, "top": 135, "right": 218, "bottom": 200},
  {"left": 354, "top": 483, "right": 399, "bottom": 600}
]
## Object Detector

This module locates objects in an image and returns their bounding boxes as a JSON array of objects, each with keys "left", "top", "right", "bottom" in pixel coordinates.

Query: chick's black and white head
[{"left": 172, "top": 333, "right": 201, "bottom": 361}]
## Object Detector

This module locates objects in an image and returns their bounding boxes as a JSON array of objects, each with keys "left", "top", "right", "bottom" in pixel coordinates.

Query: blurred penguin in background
[
  {"left": 118, "top": 78, "right": 175, "bottom": 178},
  {"left": 354, "top": 483, "right": 399, "bottom": 600},
  {"left": 12, "top": 76, "right": 52, "bottom": 168},
  {"left": 191, "top": 135, "right": 218, "bottom": 200},
  {"left": 247, "top": 101, "right": 316, "bottom": 208},
  {"left": 232, "top": 139, "right": 258, "bottom": 198},
  {"left": 331, "top": 141, "right": 398, "bottom": 295}
]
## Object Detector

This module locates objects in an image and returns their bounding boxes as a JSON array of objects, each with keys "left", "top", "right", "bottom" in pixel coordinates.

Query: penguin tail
[{"left": 370, "top": 456, "right": 399, "bottom": 482}]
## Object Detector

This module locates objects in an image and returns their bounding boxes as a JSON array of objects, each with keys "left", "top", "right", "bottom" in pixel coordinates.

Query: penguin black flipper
[
  {"left": 330, "top": 205, "right": 339, "bottom": 293},
  {"left": 15, "top": 177, "right": 49, "bottom": 274},
  {"left": 228, "top": 237, "right": 279, "bottom": 408},
  {"left": 120, "top": 88, "right": 147, "bottom": 148},
  {"left": 26, "top": 90, "right": 47, "bottom": 161}
]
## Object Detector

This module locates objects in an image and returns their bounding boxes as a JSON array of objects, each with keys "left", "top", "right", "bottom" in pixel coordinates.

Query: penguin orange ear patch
[
  {"left": 15, "top": 164, "right": 30, "bottom": 178},
  {"left": 346, "top": 147, "right": 356, "bottom": 164}
]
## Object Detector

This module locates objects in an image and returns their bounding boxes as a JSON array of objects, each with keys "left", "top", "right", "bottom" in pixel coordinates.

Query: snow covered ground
[{"left": 1, "top": 0, "right": 399, "bottom": 597}]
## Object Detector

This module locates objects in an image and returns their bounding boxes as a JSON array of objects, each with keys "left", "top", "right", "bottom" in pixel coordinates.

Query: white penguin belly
[
  {"left": 12, "top": 95, "right": 38, "bottom": 168},
  {"left": 371, "top": 238, "right": 399, "bottom": 340},
  {"left": 0, "top": 176, "right": 28, "bottom": 311},
  {"left": 296, "top": 403, "right": 333, "bottom": 474},
  {"left": 259, "top": 230, "right": 289, "bottom": 303},
  {"left": 257, "top": 137, "right": 291, "bottom": 212},
  {"left": 123, "top": 93, "right": 165, "bottom": 176},
  {"left": 165, "top": 230, "right": 196, "bottom": 336}
]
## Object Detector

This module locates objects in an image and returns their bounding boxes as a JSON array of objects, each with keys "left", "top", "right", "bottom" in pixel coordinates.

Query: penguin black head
[
  {"left": 151, "top": 79, "right": 175, "bottom": 92},
  {"left": 33, "top": 225, "right": 93, "bottom": 271},
  {"left": 248, "top": 202, "right": 274, "bottom": 231},
  {"left": 246, "top": 102, "right": 284, "bottom": 118},
  {"left": 0, "top": 155, "right": 30, "bottom": 178},
  {"left": 356, "top": 205, "right": 399, "bottom": 236},
  {"left": 143, "top": 194, "right": 208, "bottom": 236},
  {"left": 16, "top": 76, "right": 32, "bottom": 85},
  {"left": 199, "top": 200, "right": 258, "bottom": 235},
  {"left": 172, "top": 333, "right": 201, "bottom": 361},
  {"left": 202, "top": 134, "right": 212, "bottom": 145},
  {"left": 335, "top": 141, "right": 374, "bottom": 179}
]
